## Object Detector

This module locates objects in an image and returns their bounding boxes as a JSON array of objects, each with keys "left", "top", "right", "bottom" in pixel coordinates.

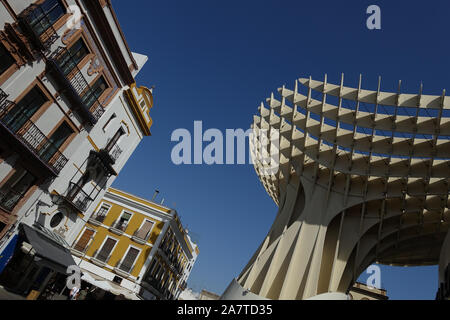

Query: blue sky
[{"left": 110, "top": 0, "right": 448, "bottom": 300}]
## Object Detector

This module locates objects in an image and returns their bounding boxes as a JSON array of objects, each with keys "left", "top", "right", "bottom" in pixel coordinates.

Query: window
[
  {"left": 73, "top": 228, "right": 94, "bottom": 252},
  {"left": 1, "top": 86, "right": 48, "bottom": 133},
  {"left": 81, "top": 76, "right": 108, "bottom": 109},
  {"left": 114, "top": 212, "right": 131, "bottom": 231},
  {"left": 49, "top": 212, "right": 64, "bottom": 228},
  {"left": 39, "top": 122, "right": 74, "bottom": 162},
  {"left": 28, "top": 0, "right": 65, "bottom": 36},
  {"left": 102, "top": 113, "right": 116, "bottom": 132},
  {"left": 119, "top": 247, "right": 140, "bottom": 273},
  {"left": 96, "top": 204, "right": 110, "bottom": 217},
  {"left": 96, "top": 237, "right": 117, "bottom": 262},
  {"left": 112, "top": 276, "right": 122, "bottom": 284},
  {"left": 57, "top": 38, "right": 90, "bottom": 76},
  {"left": 105, "top": 127, "right": 125, "bottom": 152},
  {"left": 0, "top": 43, "right": 15, "bottom": 76},
  {"left": 148, "top": 259, "right": 157, "bottom": 276},
  {"left": 0, "top": 221, "right": 6, "bottom": 234},
  {"left": 92, "top": 204, "right": 110, "bottom": 223},
  {"left": 0, "top": 166, "right": 36, "bottom": 212},
  {"left": 135, "top": 220, "right": 154, "bottom": 241}
]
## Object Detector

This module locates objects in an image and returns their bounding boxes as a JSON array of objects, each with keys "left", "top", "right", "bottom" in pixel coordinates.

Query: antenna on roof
[{"left": 152, "top": 190, "right": 159, "bottom": 201}]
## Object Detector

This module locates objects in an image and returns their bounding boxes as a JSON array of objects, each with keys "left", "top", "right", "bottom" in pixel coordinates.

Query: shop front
[{"left": 0, "top": 223, "right": 76, "bottom": 300}]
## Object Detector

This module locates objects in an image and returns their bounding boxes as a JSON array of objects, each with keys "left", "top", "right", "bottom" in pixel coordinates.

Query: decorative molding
[
  {"left": 87, "top": 56, "right": 103, "bottom": 76},
  {"left": 61, "top": 26, "right": 80, "bottom": 45}
]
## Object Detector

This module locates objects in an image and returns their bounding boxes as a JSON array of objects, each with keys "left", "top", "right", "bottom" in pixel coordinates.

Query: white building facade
[{"left": 0, "top": 0, "right": 154, "bottom": 297}]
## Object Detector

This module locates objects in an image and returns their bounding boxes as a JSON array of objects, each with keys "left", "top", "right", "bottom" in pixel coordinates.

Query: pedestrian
[{"left": 69, "top": 286, "right": 80, "bottom": 300}]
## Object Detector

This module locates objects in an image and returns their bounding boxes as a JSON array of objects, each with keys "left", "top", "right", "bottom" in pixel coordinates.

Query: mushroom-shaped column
[{"left": 228, "top": 75, "right": 450, "bottom": 300}]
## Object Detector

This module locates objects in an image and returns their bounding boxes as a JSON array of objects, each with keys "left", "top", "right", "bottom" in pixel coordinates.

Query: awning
[
  {"left": 81, "top": 269, "right": 142, "bottom": 300},
  {"left": 20, "top": 224, "right": 76, "bottom": 274},
  {"left": 0, "top": 235, "right": 18, "bottom": 274}
]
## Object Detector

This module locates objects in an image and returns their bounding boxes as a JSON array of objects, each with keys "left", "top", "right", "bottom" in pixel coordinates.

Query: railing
[
  {"left": 116, "top": 260, "right": 134, "bottom": 274},
  {"left": 47, "top": 47, "right": 104, "bottom": 126},
  {"left": 145, "top": 275, "right": 176, "bottom": 300},
  {"left": 109, "top": 144, "right": 123, "bottom": 163},
  {"left": 146, "top": 276, "right": 164, "bottom": 293},
  {"left": 91, "top": 103, "right": 105, "bottom": 122},
  {"left": 65, "top": 182, "right": 93, "bottom": 212},
  {"left": 0, "top": 188, "right": 23, "bottom": 212},
  {"left": 0, "top": 89, "right": 69, "bottom": 175},
  {"left": 111, "top": 219, "right": 128, "bottom": 232},
  {"left": 91, "top": 214, "right": 106, "bottom": 224},
  {"left": 0, "top": 89, "right": 8, "bottom": 104},
  {"left": 157, "top": 248, "right": 183, "bottom": 275},
  {"left": 179, "top": 280, "right": 187, "bottom": 291},
  {"left": 18, "top": 2, "right": 59, "bottom": 52}
]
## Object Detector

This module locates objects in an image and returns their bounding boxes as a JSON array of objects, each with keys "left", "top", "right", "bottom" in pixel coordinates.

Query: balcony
[
  {"left": 131, "top": 229, "right": 151, "bottom": 245},
  {"left": 17, "top": 2, "right": 59, "bottom": 52},
  {"left": 87, "top": 148, "right": 120, "bottom": 178},
  {"left": 70, "top": 243, "right": 89, "bottom": 258},
  {"left": 109, "top": 219, "right": 128, "bottom": 236},
  {"left": 88, "top": 213, "right": 106, "bottom": 227},
  {"left": 144, "top": 276, "right": 165, "bottom": 299},
  {"left": 0, "top": 188, "right": 23, "bottom": 213},
  {"left": 46, "top": 47, "right": 105, "bottom": 127},
  {"left": 114, "top": 261, "right": 135, "bottom": 278},
  {"left": 179, "top": 280, "right": 187, "bottom": 292},
  {"left": 63, "top": 182, "right": 94, "bottom": 213},
  {"left": 0, "top": 90, "right": 69, "bottom": 177},
  {"left": 157, "top": 249, "right": 183, "bottom": 275},
  {"left": 109, "top": 144, "right": 123, "bottom": 163}
]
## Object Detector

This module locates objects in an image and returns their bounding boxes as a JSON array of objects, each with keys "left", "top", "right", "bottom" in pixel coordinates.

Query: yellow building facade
[{"left": 71, "top": 187, "right": 198, "bottom": 300}]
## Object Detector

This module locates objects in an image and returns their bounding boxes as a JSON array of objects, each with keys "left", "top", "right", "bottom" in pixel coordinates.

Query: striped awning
[{"left": 80, "top": 269, "right": 141, "bottom": 300}]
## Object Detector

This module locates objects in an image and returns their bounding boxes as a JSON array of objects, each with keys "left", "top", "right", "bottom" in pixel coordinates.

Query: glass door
[
  {"left": 1, "top": 86, "right": 47, "bottom": 133},
  {"left": 39, "top": 122, "right": 73, "bottom": 162}
]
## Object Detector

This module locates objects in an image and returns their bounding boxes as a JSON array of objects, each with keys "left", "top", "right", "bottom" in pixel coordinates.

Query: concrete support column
[{"left": 438, "top": 230, "right": 450, "bottom": 299}]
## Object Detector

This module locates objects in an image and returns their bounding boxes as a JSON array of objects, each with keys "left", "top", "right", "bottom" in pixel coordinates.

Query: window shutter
[
  {"left": 135, "top": 220, "right": 153, "bottom": 239},
  {"left": 98, "top": 238, "right": 116, "bottom": 260},
  {"left": 121, "top": 247, "right": 139, "bottom": 272},
  {"left": 74, "top": 229, "right": 94, "bottom": 252}
]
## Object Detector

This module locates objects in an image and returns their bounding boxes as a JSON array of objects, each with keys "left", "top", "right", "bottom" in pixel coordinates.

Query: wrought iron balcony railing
[
  {"left": 146, "top": 276, "right": 164, "bottom": 293},
  {"left": 91, "top": 103, "right": 105, "bottom": 123},
  {"left": 64, "top": 182, "right": 93, "bottom": 213},
  {"left": 109, "top": 219, "right": 128, "bottom": 233},
  {"left": 46, "top": 47, "right": 105, "bottom": 126},
  {"left": 89, "top": 213, "right": 106, "bottom": 224},
  {"left": 109, "top": 144, "right": 123, "bottom": 163},
  {"left": 18, "top": 2, "right": 59, "bottom": 52},
  {"left": 0, "top": 188, "right": 23, "bottom": 212},
  {"left": 0, "top": 89, "right": 68, "bottom": 175}
]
